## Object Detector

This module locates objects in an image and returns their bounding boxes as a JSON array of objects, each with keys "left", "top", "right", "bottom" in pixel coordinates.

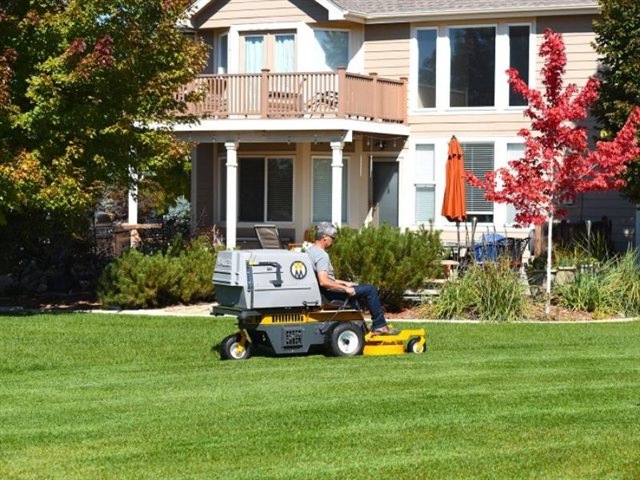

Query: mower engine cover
[{"left": 213, "top": 250, "right": 322, "bottom": 310}]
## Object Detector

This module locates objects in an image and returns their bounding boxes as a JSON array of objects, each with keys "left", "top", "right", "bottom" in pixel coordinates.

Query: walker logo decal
[{"left": 290, "top": 261, "right": 307, "bottom": 280}]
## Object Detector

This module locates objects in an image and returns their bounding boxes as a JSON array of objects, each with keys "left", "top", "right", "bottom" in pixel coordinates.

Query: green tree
[
  {"left": 592, "top": 0, "right": 640, "bottom": 201},
  {"left": 0, "top": 0, "right": 207, "bottom": 225}
]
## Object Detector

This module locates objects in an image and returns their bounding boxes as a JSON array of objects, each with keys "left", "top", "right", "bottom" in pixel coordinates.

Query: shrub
[
  {"left": 329, "top": 225, "right": 442, "bottom": 311},
  {"left": 602, "top": 249, "right": 640, "bottom": 316},
  {"left": 554, "top": 269, "right": 610, "bottom": 315},
  {"left": 98, "top": 236, "right": 218, "bottom": 309},
  {"left": 433, "top": 259, "right": 528, "bottom": 322},
  {"left": 553, "top": 249, "right": 640, "bottom": 317}
]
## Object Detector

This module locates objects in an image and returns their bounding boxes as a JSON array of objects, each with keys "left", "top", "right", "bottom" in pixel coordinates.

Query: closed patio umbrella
[{"left": 441, "top": 136, "right": 467, "bottom": 255}]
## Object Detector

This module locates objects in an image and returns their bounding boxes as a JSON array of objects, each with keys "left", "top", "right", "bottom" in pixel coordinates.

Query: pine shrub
[
  {"left": 98, "top": 236, "right": 217, "bottom": 309},
  {"left": 329, "top": 225, "right": 442, "bottom": 311}
]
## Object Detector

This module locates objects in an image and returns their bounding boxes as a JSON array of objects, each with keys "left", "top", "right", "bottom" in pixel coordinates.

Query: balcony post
[
  {"left": 330, "top": 141, "right": 344, "bottom": 226},
  {"left": 337, "top": 67, "right": 347, "bottom": 118},
  {"left": 400, "top": 76, "right": 408, "bottom": 124},
  {"left": 260, "top": 69, "right": 269, "bottom": 118},
  {"left": 370, "top": 72, "right": 379, "bottom": 121},
  {"left": 225, "top": 141, "right": 239, "bottom": 249}
]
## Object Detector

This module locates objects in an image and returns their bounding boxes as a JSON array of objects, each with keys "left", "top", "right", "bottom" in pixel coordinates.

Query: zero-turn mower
[{"left": 212, "top": 249, "right": 426, "bottom": 360}]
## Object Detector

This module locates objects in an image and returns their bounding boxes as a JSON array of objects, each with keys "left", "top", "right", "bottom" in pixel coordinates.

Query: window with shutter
[
  {"left": 414, "top": 144, "right": 436, "bottom": 223},
  {"left": 312, "top": 157, "right": 348, "bottom": 223},
  {"left": 461, "top": 143, "right": 494, "bottom": 222},
  {"left": 505, "top": 143, "right": 524, "bottom": 224}
]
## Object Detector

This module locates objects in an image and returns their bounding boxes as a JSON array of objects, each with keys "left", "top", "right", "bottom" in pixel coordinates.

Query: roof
[
  {"left": 331, "top": 0, "right": 598, "bottom": 16},
  {"left": 185, "top": 0, "right": 599, "bottom": 25}
]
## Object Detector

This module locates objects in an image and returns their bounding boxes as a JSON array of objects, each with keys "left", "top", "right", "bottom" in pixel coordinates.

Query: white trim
[
  {"left": 169, "top": 118, "right": 408, "bottom": 137},
  {"left": 358, "top": 6, "right": 598, "bottom": 24},
  {"left": 311, "top": 0, "right": 346, "bottom": 20}
]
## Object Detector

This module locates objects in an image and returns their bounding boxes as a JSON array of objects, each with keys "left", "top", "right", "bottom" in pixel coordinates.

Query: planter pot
[
  {"left": 526, "top": 266, "right": 576, "bottom": 295},
  {"left": 555, "top": 266, "right": 577, "bottom": 286}
]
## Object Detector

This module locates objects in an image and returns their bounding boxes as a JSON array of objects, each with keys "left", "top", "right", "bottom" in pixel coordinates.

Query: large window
[
  {"left": 237, "top": 157, "right": 293, "bottom": 222},
  {"left": 414, "top": 144, "right": 436, "bottom": 223},
  {"left": 509, "top": 26, "right": 530, "bottom": 106},
  {"left": 314, "top": 30, "right": 349, "bottom": 71},
  {"left": 461, "top": 143, "right": 494, "bottom": 223},
  {"left": 415, "top": 23, "right": 531, "bottom": 110},
  {"left": 450, "top": 27, "right": 495, "bottom": 107},
  {"left": 312, "top": 158, "right": 348, "bottom": 223},
  {"left": 417, "top": 29, "right": 437, "bottom": 108}
]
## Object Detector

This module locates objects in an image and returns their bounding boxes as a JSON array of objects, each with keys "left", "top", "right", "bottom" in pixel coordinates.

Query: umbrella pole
[
  {"left": 470, "top": 217, "right": 477, "bottom": 263},
  {"left": 456, "top": 221, "right": 461, "bottom": 260}
]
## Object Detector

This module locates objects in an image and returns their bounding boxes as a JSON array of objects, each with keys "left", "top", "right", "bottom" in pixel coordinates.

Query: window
[
  {"left": 462, "top": 143, "right": 494, "bottom": 222},
  {"left": 218, "top": 33, "right": 228, "bottom": 74},
  {"left": 505, "top": 143, "right": 525, "bottom": 224},
  {"left": 450, "top": 27, "right": 495, "bottom": 107},
  {"left": 236, "top": 157, "right": 293, "bottom": 222},
  {"left": 417, "top": 29, "right": 437, "bottom": 108},
  {"left": 312, "top": 158, "right": 348, "bottom": 223},
  {"left": 414, "top": 145, "right": 436, "bottom": 223},
  {"left": 242, "top": 31, "right": 296, "bottom": 73},
  {"left": 314, "top": 30, "right": 349, "bottom": 71},
  {"left": 509, "top": 26, "right": 530, "bottom": 106},
  {"left": 414, "top": 23, "right": 531, "bottom": 110}
]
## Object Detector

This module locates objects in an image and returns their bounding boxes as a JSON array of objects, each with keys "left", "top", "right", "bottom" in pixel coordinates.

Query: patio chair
[{"left": 254, "top": 224, "right": 284, "bottom": 249}]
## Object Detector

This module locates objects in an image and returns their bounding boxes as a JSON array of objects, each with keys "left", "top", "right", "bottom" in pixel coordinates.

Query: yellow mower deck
[{"left": 364, "top": 328, "right": 427, "bottom": 356}]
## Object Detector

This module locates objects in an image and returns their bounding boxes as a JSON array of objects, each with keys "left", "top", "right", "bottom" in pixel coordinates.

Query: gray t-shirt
[{"left": 306, "top": 245, "right": 336, "bottom": 281}]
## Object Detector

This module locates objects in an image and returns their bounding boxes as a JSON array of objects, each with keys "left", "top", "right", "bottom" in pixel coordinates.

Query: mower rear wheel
[
  {"left": 406, "top": 338, "right": 426, "bottom": 354},
  {"left": 328, "top": 322, "right": 365, "bottom": 357},
  {"left": 220, "top": 334, "right": 252, "bottom": 360}
]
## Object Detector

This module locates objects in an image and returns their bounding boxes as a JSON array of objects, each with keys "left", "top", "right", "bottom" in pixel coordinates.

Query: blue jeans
[{"left": 321, "top": 284, "right": 387, "bottom": 330}]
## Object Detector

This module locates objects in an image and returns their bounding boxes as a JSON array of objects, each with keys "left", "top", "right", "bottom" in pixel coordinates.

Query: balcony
[{"left": 176, "top": 68, "right": 407, "bottom": 124}]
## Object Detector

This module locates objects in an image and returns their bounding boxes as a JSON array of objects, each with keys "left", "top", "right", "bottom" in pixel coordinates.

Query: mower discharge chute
[{"left": 212, "top": 250, "right": 426, "bottom": 360}]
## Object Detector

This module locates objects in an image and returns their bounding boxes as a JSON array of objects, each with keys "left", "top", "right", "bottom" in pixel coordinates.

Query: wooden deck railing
[{"left": 176, "top": 68, "right": 407, "bottom": 124}]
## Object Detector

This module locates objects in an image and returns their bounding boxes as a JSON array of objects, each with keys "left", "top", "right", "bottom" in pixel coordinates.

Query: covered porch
[{"left": 174, "top": 119, "right": 409, "bottom": 248}]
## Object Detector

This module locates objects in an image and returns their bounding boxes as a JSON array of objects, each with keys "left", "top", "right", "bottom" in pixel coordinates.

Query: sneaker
[{"left": 372, "top": 326, "right": 400, "bottom": 335}]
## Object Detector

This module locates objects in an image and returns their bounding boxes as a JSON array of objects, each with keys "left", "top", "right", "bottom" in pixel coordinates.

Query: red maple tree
[
  {"left": 468, "top": 28, "right": 640, "bottom": 226},
  {"left": 466, "top": 28, "right": 640, "bottom": 311}
]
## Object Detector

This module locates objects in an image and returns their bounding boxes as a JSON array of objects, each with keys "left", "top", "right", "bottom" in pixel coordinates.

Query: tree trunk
[{"left": 545, "top": 214, "right": 553, "bottom": 315}]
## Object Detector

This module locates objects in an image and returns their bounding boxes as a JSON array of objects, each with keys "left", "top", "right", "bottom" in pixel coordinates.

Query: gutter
[{"left": 340, "top": 5, "right": 599, "bottom": 24}]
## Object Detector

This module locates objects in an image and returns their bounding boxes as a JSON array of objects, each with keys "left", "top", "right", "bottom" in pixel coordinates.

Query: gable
[{"left": 192, "top": 0, "right": 330, "bottom": 29}]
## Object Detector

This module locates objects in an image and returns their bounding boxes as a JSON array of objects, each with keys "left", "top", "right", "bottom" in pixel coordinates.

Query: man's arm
[{"left": 317, "top": 271, "right": 356, "bottom": 296}]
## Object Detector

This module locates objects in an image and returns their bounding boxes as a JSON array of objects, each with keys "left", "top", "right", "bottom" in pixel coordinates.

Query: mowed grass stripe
[{"left": 1, "top": 314, "right": 639, "bottom": 479}]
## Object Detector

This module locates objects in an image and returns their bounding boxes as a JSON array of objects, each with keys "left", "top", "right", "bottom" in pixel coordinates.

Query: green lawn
[{"left": 1, "top": 314, "right": 639, "bottom": 479}]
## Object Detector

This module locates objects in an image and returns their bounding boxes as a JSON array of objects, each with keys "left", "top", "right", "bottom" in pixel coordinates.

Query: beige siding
[
  {"left": 535, "top": 16, "right": 598, "bottom": 86},
  {"left": 364, "top": 24, "right": 410, "bottom": 78},
  {"left": 409, "top": 114, "right": 531, "bottom": 137},
  {"left": 195, "top": 0, "right": 327, "bottom": 29}
]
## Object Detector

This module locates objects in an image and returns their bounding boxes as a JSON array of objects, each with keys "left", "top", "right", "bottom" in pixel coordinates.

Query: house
[{"left": 173, "top": 0, "right": 636, "bottom": 251}]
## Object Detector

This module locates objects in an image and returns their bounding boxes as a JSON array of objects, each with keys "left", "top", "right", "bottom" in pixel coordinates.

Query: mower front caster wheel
[
  {"left": 328, "top": 322, "right": 365, "bottom": 357},
  {"left": 406, "top": 338, "right": 426, "bottom": 354},
  {"left": 220, "top": 334, "right": 252, "bottom": 360}
]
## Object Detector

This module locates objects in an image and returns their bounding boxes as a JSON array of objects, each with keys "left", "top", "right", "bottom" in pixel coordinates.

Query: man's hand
[{"left": 345, "top": 286, "right": 356, "bottom": 296}]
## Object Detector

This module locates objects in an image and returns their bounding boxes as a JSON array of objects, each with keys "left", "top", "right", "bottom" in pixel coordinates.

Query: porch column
[
  {"left": 127, "top": 184, "right": 138, "bottom": 225},
  {"left": 225, "top": 141, "right": 239, "bottom": 249},
  {"left": 330, "top": 141, "right": 344, "bottom": 226}
]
